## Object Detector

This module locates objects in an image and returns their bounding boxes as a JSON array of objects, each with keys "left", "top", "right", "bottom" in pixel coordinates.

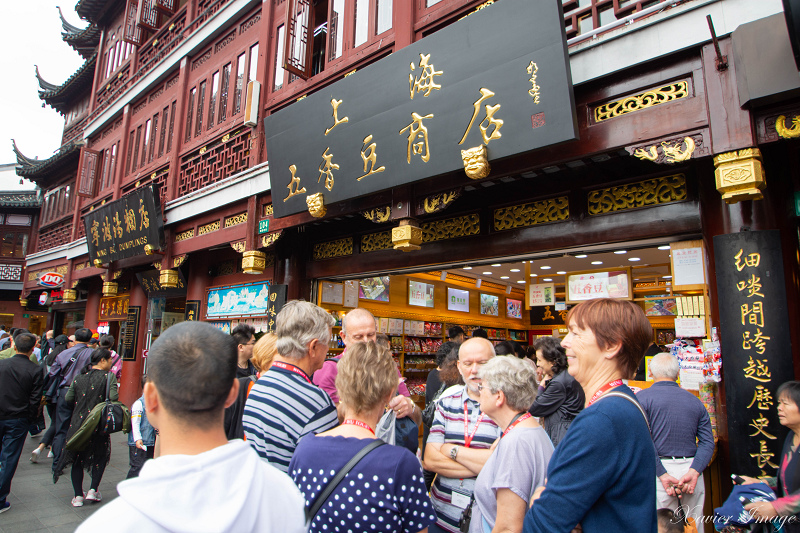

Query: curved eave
[
  {"left": 0, "top": 192, "right": 42, "bottom": 209},
  {"left": 37, "top": 53, "right": 97, "bottom": 114},
  {"left": 12, "top": 140, "right": 81, "bottom": 186},
  {"left": 76, "top": 0, "right": 115, "bottom": 24},
  {"left": 63, "top": 26, "right": 101, "bottom": 59}
]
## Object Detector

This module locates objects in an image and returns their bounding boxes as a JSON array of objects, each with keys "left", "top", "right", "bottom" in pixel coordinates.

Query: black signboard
[
  {"left": 185, "top": 300, "right": 201, "bottom": 322},
  {"left": 122, "top": 305, "right": 141, "bottom": 361},
  {"left": 714, "top": 230, "right": 794, "bottom": 477},
  {"left": 529, "top": 304, "right": 571, "bottom": 326},
  {"left": 265, "top": 0, "right": 577, "bottom": 218},
  {"left": 84, "top": 185, "right": 164, "bottom": 263},
  {"left": 266, "top": 284, "right": 288, "bottom": 332},
  {"left": 136, "top": 269, "right": 187, "bottom": 297}
]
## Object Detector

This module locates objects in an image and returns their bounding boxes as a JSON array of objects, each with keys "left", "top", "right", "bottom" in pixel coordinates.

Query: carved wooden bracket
[
  {"left": 261, "top": 230, "right": 283, "bottom": 249},
  {"left": 230, "top": 240, "right": 246, "bottom": 253},
  {"left": 362, "top": 206, "right": 392, "bottom": 223},
  {"left": 420, "top": 189, "right": 461, "bottom": 215},
  {"left": 172, "top": 254, "right": 187, "bottom": 268},
  {"left": 626, "top": 133, "right": 707, "bottom": 164}
]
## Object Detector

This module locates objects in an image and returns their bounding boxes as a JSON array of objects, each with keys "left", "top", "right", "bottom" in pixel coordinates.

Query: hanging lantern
[
  {"left": 102, "top": 282, "right": 118, "bottom": 297},
  {"left": 62, "top": 289, "right": 77, "bottom": 302},
  {"left": 159, "top": 269, "right": 178, "bottom": 288},
  {"left": 242, "top": 250, "right": 266, "bottom": 275}
]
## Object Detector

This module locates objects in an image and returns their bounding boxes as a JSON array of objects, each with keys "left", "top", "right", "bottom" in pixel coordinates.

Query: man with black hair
[
  {"left": 0, "top": 332, "right": 43, "bottom": 514},
  {"left": 231, "top": 323, "right": 258, "bottom": 378},
  {"left": 76, "top": 321, "right": 305, "bottom": 532},
  {"left": 472, "top": 327, "right": 489, "bottom": 339},
  {"left": 0, "top": 328, "right": 29, "bottom": 359},
  {"left": 47, "top": 328, "right": 94, "bottom": 473},
  {"left": 447, "top": 325, "right": 465, "bottom": 344}
]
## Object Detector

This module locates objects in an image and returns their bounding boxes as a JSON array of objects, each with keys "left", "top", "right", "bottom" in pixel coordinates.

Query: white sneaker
[
  {"left": 47, "top": 450, "right": 54, "bottom": 458},
  {"left": 71, "top": 496, "right": 84, "bottom": 507},
  {"left": 85, "top": 489, "right": 102, "bottom": 503},
  {"left": 30, "top": 448, "right": 40, "bottom": 463}
]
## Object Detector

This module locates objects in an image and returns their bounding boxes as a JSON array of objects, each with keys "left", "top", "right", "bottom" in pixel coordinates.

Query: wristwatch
[{"left": 450, "top": 445, "right": 459, "bottom": 460}]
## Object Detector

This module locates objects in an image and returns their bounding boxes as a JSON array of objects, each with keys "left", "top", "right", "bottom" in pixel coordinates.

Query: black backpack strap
[
  {"left": 305, "top": 439, "right": 385, "bottom": 524},
  {"left": 105, "top": 371, "right": 112, "bottom": 402}
]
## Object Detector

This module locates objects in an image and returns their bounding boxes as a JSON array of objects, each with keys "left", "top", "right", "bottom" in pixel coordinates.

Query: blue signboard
[{"left": 206, "top": 281, "right": 273, "bottom": 318}]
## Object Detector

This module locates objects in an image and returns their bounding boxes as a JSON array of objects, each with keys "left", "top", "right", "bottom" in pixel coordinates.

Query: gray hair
[
  {"left": 649, "top": 352, "right": 679, "bottom": 380},
  {"left": 479, "top": 356, "right": 538, "bottom": 412},
  {"left": 275, "top": 300, "right": 334, "bottom": 360},
  {"left": 341, "top": 308, "right": 375, "bottom": 335}
]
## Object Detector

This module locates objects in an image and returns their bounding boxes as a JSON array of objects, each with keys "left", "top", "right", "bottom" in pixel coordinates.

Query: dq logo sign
[{"left": 37, "top": 272, "right": 64, "bottom": 288}]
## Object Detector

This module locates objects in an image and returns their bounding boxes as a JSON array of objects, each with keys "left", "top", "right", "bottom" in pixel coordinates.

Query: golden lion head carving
[
  {"left": 461, "top": 145, "right": 490, "bottom": 180},
  {"left": 306, "top": 193, "right": 327, "bottom": 218}
]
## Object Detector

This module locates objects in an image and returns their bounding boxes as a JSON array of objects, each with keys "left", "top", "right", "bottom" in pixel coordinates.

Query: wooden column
[
  {"left": 119, "top": 278, "right": 148, "bottom": 406},
  {"left": 115, "top": 104, "right": 133, "bottom": 201},
  {"left": 89, "top": 29, "right": 107, "bottom": 113},
  {"left": 83, "top": 277, "right": 102, "bottom": 332},
  {"left": 165, "top": 56, "right": 190, "bottom": 203},
  {"left": 394, "top": 0, "right": 416, "bottom": 50}
]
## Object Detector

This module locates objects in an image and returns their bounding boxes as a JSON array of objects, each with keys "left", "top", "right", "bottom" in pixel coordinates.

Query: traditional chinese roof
[
  {"left": 59, "top": 7, "right": 100, "bottom": 58},
  {"left": 36, "top": 52, "right": 97, "bottom": 114},
  {"left": 75, "top": 0, "right": 116, "bottom": 24},
  {"left": 0, "top": 191, "right": 41, "bottom": 208},
  {"left": 12, "top": 139, "right": 81, "bottom": 186}
]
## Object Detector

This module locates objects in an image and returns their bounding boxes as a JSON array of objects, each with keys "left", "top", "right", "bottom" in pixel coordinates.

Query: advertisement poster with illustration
[
  {"left": 359, "top": 276, "right": 390, "bottom": 302},
  {"left": 408, "top": 280, "right": 435, "bottom": 308},
  {"left": 567, "top": 269, "right": 631, "bottom": 303},
  {"left": 447, "top": 288, "right": 470, "bottom": 312},
  {"left": 506, "top": 298, "right": 523, "bottom": 319},
  {"left": 480, "top": 294, "right": 499, "bottom": 316},
  {"left": 528, "top": 283, "right": 555, "bottom": 306},
  {"left": 206, "top": 281, "right": 273, "bottom": 317}
]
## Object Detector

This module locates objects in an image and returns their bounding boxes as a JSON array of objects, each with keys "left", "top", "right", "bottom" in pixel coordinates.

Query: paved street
[{"left": 0, "top": 422, "right": 131, "bottom": 533}]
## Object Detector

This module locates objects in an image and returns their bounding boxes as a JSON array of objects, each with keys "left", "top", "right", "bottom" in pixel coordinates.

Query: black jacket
[
  {"left": 0, "top": 353, "right": 44, "bottom": 421},
  {"left": 529, "top": 369, "right": 585, "bottom": 447}
]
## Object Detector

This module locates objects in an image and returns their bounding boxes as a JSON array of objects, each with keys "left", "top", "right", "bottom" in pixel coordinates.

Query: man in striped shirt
[
  {"left": 243, "top": 301, "right": 339, "bottom": 472},
  {"left": 424, "top": 337, "right": 501, "bottom": 533}
]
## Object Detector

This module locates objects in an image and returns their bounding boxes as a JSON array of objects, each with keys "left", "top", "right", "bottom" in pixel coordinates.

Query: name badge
[{"left": 451, "top": 490, "right": 471, "bottom": 509}]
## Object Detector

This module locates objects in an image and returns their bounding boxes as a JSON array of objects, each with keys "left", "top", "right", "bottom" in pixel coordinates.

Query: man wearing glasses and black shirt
[{"left": 231, "top": 324, "right": 258, "bottom": 378}]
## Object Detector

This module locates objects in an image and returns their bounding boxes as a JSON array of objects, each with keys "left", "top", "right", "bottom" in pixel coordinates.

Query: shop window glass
[
  {"left": 167, "top": 101, "right": 176, "bottom": 152},
  {"left": 196, "top": 81, "right": 206, "bottom": 137},
  {"left": 208, "top": 71, "right": 219, "bottom": 129},
  {"left": 158, "top": 105, "right": 169, "bottom": 157},
  {"left": 141, "top": 119, "right": 151, "bottom": 167},
  {"left": 354, "top": 0, "right": 369, "bottom": 47},
  {"left": 376, "top": 0, "right": 392, "bottom": 35},
  {"left": 233, "top": 52, "right": 246, "bottom": 114},
  {"left": 219, "top": 63, "right": 231, "bottom": 123},
  {"left": 329, "top": 0, "right": 344, "bottom": 61},
  {"left": 274, "top": 25, "right": 286, "bottom": 90},
  {"left": 185, "top": 87, "right": 196, "bottom": 143},
  {"left": 248, "top": 44, "right": 259, "bottom": 84}
]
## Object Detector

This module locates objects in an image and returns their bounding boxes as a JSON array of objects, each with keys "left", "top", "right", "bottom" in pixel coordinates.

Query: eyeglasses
[{"left": 243, "top": 340, "right": 256, "bottom": 346}]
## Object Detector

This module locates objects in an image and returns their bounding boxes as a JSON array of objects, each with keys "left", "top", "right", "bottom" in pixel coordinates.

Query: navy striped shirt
[
  {"left": 428, "top": 385, "right": 500, "bottom": 532},
  {"left": 243, "top": 363, "right": 338, "bottom": 472}
]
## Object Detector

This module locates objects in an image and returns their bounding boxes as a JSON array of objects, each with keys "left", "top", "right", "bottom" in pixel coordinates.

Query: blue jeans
[{"left": 0, "top": 418, "right": 29, "bottom": 505}]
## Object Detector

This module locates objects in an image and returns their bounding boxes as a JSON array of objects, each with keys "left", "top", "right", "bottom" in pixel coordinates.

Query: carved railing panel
[{"left": 177, "top": 128, "right": 251, "bottom": 197}]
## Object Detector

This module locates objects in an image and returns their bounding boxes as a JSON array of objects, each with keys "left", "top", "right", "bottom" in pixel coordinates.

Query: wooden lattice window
[
  {"left": 77, "top": 149, "right": 102, "bottom": 198},
  {"left": 284, "top": 0, "right": 314, "bottom": 79},
  {"left": 155, "top": 0, "right": 177, "bottom": 14},
  {"left": 177, "top": 129, "right": 251, "bottom": 197},
  {"left": 138, "top": 0, "right": 159, "bottom": 31},
  {"left": 562, "top": 0, "right": 661, "bottom": 39},
  {"left": 123, "top": 0, "right": 144, "bottom": 46}
]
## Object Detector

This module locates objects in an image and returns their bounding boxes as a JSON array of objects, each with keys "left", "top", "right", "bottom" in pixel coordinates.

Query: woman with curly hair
[{"left": 528, "top": 336, "right": 584, "bottom": 447}]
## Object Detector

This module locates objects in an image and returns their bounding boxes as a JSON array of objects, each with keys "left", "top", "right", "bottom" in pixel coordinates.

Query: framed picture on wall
[
  {"left": 408, "top": 280, "right": 435, "bottom": 308},
  {"left": 480, "top": 294, "right": 499, "bottom": 316},
  {"left": 359, "top": 276, "right": 390, "bottom": 302},
  {"left": 320, "top": 281, "right": 344, "bottom": 305},
  {"left": 447, "top": 288, "right": 470, "bottom": 312},
  {"left": 566, "top": 267, "right": 632, "bottom": 304},
  {"left": 506, "top": 298, "right": 523, "bottom": 319}
]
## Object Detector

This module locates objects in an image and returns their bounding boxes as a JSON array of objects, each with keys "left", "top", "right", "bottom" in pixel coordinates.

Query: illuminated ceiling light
[
  {"left": 629, "top": 257, "right": 641, "bottom": 262},
  {"left": 491, "top": 263, "right": 502, "bottom": 267},
  {"left": 463, "top": 266, "right": 472, "bottom": 270},
  {"left": 540, "top": 266, "right": 551, "bottom": 270},
  {"left": 591, "top": 261, "right": 603, "bottom": 265},
  {"left": 575, "top": 254, "right": 588, "bottom": 258},
  {"left": 501, "top": 276, "right": 510, "bottom": 279},
  {"left": 530, "top": 273, "right": 538, "bottom": 277},
  {"left": 614, "top": 250, "right": 627, "bottom": 254},
  {"left": 658, "top": 245, "right": 670, "bottom": 250},
  {"left": 510, "top": 268, "right": 520, "bottom": 272},
  {"left": 663, "top": 275, "right": 673, "bottom": 279},
  {"left": 482, "top": 271, "right": 493, "bottom": 275},
  {"left": 517, "top": 280, "right": 525, "bottom": 283},
  {"left": 543, "top": 278, "right": 553, "bottom": 282},
  {"left": 557, "top": 271, "right": 566, "bottom": 275}
]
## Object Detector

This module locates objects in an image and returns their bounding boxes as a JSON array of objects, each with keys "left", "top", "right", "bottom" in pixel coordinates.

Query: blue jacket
[
  {"left": 128, "top": 395, "right": 156, "bottom": 447},
  {"left": 523, "top": 385, "right": 657, "bottom": 533}
]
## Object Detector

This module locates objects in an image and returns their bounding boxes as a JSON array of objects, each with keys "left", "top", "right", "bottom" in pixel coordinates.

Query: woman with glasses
[{"left": 469, "top": 356, "right": 553, "bottom": 533}]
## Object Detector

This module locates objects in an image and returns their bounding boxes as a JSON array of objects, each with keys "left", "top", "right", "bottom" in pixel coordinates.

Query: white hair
[
  {"left": 275, "top": 300, "right": 334, "bottom": 360},
  {"left": 649, "top": 352, "right": 679, "bottom": 380},
  {"left": 479, "top": 356, "right": 538, "bottom": 411}
]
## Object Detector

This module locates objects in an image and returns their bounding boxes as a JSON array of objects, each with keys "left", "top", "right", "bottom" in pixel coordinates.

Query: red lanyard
[
  {"left": 587, "top": 379, "right": 623, "bottom": 406},
  {"left": 271, "top": 361, "right": 311, "bottom": 384},
  {"left": 342, "top": 419, "right": 375, "bottom": 435},
  {"left": 464, "top": 402, "right": 484, "bottom": 448},
  {"left": 502, "top": 413, "right": 532, "bottom": 438}
]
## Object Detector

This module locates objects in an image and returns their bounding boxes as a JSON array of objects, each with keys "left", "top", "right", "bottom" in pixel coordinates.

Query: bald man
[{"left": 312, "top": 308, "right": 419, "bottom": 424}]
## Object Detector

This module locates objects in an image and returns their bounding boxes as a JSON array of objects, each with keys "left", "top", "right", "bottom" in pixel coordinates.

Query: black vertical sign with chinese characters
[
  {"left": 714, "top": 230, "right": 794, "bottom": 476},
  {"left": 265, "top": 285, "right": 288, "bottom": 332}
]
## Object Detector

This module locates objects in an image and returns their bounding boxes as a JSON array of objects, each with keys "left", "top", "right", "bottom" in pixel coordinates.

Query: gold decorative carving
[
  {"left": 174, "top": 229, "right": 194, "bottom": 242},
  {"left": 75, "top": 262, "right": 86, "bottom": 271},
  {"left": 199, "top": 146, "right": 207, "bottom": 155},
  {"left": 159, "top": 269, "right": 178, "bottom": 288},
  {"left": 102, "top": 282, "right": 118, "bottom": 297},
  {"left": 62, "top": 289, "right": 77, "bottom": 302},
  {"left": 421, "top": 214, "right": 480, "bottom": 243},
  {"left": 264, "top": 253, "right": 275, "bottom": 269},
  {"left": 230, "top": 241, "right": 246, "bottom": 253},
  {"left": 588, "top": 174, "right": 687, "bottom": 215},
  {"left": 306, "top": 193, "right": 327, "bottom": 218},
  {"left": 594, "top": 81, "right": 689, "bottom": 122},
  {"left": 392, "top": 222, "right": 424, "bottom": 252},
  {"left": 242, "top": 250, "right": 266, "bottom": 275},
  {"left": 313, "top": 238, "right": 353, "bottom": 260},
  {"left": 633, "top": 137, "right": 696, "bottom": 164},
  {"left": 172, "top": 255, "right": 187, "bottom": 268},
  {"left": 93, "top": 259, "right": 103, "bottom": 268},
  {"left": 361, "top": 231, "right": 393, "bottom": 253},
  {"left": 423, "top": 190, "right": 461, "bottom": 214},
  {"left": 714, "top": 148, "right": 766, "bottom": 204},
  {"left": 72, "top": 280, "right": 79, "bottom": 288},
  {"left": 198, "top": 221, "right": 220, "bottom": 235},
  {"left": 19, "top": 298, "right": 27, "bottom": 307},
  {"left": 775, "top": 115, "right": 800, "bottom": 139},
  {"left": 112, "top": 270, "right": 123, "bottom": 280},
  {"left": 461, "top": 145, "right": 490, "bottom": 180},
  {"left": 261, "top": 231, "right": 282, "bottom": 248},
  {"left": 494, "top": 196, "right": 569, "bottom": 231},
  {"left": 222, "top": 133, "right": 231, "bottom": 143},
  {"left": 56, "top": 266, "right": 68, "bottom": 275},
  {"left": 224, "top": 212, "right": 248, "bottom": 228},
  {"left": 152, "top": 261, "right": 162, "bottom": 270},
  {"left": 362, "top": 206, "right": 391, "bottom": 223},
  {"left": 263, "top": 204, "right": 274, "bottom": 217}
]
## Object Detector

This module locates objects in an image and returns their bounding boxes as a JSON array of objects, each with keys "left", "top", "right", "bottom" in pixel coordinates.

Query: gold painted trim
[
  {"left": 224, "top": 212, "right": 248, "bottom": 228},
  {"left": 594, "top": 80, "right": 689, "bottom": 122},
  {"left": 634, "top": 136, "right": 696, "bottom": 164},
  {"left": 421, "top": 214, "right": 480, "bottom": 243},
  {"left": 198, "top": 220, "right": 220, "bottom": 236},
  {"left": 588, "top": 174, "right": 687, "bottom": 215},
  {"left": 361, "top": 231, "right": 393, "bottom": 253},
  {"left": 423, "top": 190, "right": 460, "bottom": 214},
  {"left": 714, "top": 148, "right": 766, "bottom": 204},
  {"left": 261, "top": 231, "right": 282, "bottom": 248},
  {"left": 362, "top": 206, "right": 391, "bottom": 223},
  {"left": 174, "top": 229, "right": 194, "bottom": 242},
  {"left": 494, "top": 196, "right": 569, "bottom": 231},
  {"left": 230, "top": 241, "right": 246, "bottom": 253},
  {"left": 312, "top": 237, "right": 353, "bottom": 260},
  {"left": 172, "top": 255, "right": 187, "bottom": 268},
  {"left": 776, "top": 115, "right": 800, "bottom": 139}
]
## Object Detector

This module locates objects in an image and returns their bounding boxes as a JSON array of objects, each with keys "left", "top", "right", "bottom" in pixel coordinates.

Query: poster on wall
[
  {"left": 566, "top": 268, "right": 631, "bottom": 304},
  {"left": 506, "top": 298, "right": 523, "bottom": 319},
  {"left": 205, "top": 281, "right": 274, "bottom": 318},
  {"left": 320, "top": 281, "right": 344, "bottom": 305},
  {"left": 408, "top": 280, "right": 435, "bottom": 308},
  {"left": 343, "top": 280, "right": 359, "bottom": 307},
  {"left": 671, "top": 243, "right": 706, "bottom": 287},
  {"left": 480, "top": 294, "right": 499, "bottom": 316},
  {"left": 528, "top": 283, "right": 555, "bottom": 306},
  {"left": 447, "top": 288, "right": 470, "bottom": 312},
  {"left": 359, "top": 276, "right": 390, "bottom": 302},
  {"left": 160, "top": 312, "right": 184, "bottom": 335}
]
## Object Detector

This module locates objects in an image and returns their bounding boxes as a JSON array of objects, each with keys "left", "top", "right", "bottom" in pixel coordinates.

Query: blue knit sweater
[{"left": 523, "top": 385, "right": 657, "bottom": 533}]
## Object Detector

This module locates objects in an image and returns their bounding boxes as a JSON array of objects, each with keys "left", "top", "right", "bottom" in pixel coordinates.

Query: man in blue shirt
[{"left": 637, "top": 353, "right": 714, "bottom": 532}]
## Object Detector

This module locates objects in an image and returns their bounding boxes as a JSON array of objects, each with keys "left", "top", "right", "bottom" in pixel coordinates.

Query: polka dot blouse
[{"left": 289, "top": 435, "right": 437, "bottom": 533}]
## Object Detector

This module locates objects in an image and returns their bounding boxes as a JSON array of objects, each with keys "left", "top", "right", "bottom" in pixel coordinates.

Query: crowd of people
[{"left": 0, "top": 297, "right": 798, "bottom": 532}]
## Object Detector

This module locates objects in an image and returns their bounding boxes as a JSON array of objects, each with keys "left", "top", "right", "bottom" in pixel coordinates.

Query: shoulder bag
[
  {"left": 422, "top": 382, "right": 446, "bottom": 428},
  {"left": 42, "top": 349, "right": 84, "bottom": 401},
  {"left": 99, "top": 372, "right": 131, "bottom": 435},
  {"left": 304, "top": 440, "right": 385, "bottom": 526}
]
